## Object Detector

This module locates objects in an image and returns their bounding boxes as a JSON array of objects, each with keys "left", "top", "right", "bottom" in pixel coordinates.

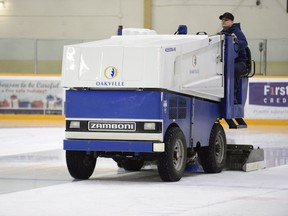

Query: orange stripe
[
  {"left": 0, "top": 115, "right": 287, "bottom": 126},
  {"left": 0, "top": 114, "right": 65, "bottom": 121}
]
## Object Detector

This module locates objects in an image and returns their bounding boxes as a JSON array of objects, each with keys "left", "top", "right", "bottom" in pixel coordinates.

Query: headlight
[
  {"left": 144, "top": 122, "right": 156, "bottom": 130},
  {"left": 69, "top": 121, "right": 80, "bottom": 129}
]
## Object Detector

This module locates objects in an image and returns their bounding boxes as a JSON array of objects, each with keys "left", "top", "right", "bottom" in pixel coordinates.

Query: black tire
[
  {"left": 66, "top": 150, "right": 96, "bottom": 179},
  {"left": 112, "top": 157, "right": 123, "bottom": 168},
  {"left": 122, "top": 158, "right": 144, "bottom": 171},
  {"left": 157, "top": 127, "right": 187, "bottom": 182},
  {"left": 200, "top": 123, "right": 227, "bottom": 173}
]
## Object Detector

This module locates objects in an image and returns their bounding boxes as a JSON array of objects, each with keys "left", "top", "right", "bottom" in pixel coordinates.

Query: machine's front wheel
[
  {"left": 66, "top": 150, "right": 96, "bottom": 179},
  {"left": 157, "top": 127, "right": 187, "bottom": 182},
  {"left": 200, "top": 123, "right": 227, "bottom": 173}
]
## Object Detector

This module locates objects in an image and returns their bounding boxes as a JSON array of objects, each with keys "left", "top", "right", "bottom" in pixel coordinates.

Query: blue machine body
[{"left": 64, "top": 90, "right": 221, "bottom": 152}]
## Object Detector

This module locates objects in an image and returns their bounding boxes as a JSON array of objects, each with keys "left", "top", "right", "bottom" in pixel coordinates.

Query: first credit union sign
[{"left": 249, "top": 82, "right": 288, "bottom": 107}]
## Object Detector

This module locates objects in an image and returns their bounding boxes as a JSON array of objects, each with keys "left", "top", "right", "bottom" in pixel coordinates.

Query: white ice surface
[
  {"left": 0, "top": 127, "right": 288, "bottom": 216},
  {"left": 0, "top": 128, "right": 64, "bottom": 156},
  {"left": 0, "top": 165, "right": 288, "bottom": 216}
]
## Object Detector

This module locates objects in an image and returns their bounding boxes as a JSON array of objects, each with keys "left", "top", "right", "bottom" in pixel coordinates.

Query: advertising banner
[
  {"left": 0, "top": 76, "right": 63, "bottom": 115},
  {"left": 245, "top": 77, "right": 288, "bottom": 119}
]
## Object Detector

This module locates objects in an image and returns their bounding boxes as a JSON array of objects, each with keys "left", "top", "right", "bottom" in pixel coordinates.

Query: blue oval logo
[{"left": 104, "top": 66, "right": 118, "bottom": 79}]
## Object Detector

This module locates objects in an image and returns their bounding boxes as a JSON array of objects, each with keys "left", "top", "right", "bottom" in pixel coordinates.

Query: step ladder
[{"left": 225, "top": 118, "right": 247, "bottom": 129}]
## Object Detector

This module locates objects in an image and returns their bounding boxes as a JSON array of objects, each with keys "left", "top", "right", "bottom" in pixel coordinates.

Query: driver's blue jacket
[{"left": 221, "top": 23, "right": 248, "bottom": 62}]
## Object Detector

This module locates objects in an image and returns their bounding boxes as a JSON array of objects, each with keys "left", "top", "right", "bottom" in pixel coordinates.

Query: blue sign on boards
[{"left": 249, "top": 82, "right": 288, "bottom": 107}]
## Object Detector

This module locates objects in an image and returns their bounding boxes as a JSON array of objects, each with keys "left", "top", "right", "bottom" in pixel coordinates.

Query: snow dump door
[{"left": 61, "top": 34, "right": 224, "bottom": 102}]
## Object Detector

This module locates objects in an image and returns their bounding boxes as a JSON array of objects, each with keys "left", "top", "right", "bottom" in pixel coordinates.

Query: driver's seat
[{"left": 241, "top": 47, "right": 255, "bottom": 78}]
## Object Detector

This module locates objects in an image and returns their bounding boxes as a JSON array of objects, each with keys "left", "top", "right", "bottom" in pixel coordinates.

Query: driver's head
[{"left": 219, "top": 12, "right": 234, "bottom": 30}]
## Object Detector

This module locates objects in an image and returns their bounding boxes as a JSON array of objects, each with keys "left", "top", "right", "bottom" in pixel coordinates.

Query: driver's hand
[{"left": 231, "top": 33, "right": 236, "bottom": 38}]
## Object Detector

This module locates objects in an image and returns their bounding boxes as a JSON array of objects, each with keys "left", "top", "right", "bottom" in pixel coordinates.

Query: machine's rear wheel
[
  {"left": 122, "top": 158, "right": 144, "bottom": 171},
  {"left": 157, "top": 127, "right": 187, "bottom": 182},
  {"left": 66, "top": 150, "right": 96, "bottom": 179},
  {"left": 200, "top": 123, "right": 226, "bottom": 173},
  {"left": 112, "top": 157, "right": 123, "bottom": 168}
]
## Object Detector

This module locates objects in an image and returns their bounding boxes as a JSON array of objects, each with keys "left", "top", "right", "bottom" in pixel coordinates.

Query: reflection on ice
[{"left": 265, "top": 148, "right": 288, "bottom": 168}]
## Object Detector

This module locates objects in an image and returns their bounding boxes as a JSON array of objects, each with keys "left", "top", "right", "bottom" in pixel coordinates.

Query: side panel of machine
[
  {"left": 192, "top": 98, "right": 220, "bottom": 148},
  {"left": 162, "top": 92, "right": 192, "bottom": 148}
]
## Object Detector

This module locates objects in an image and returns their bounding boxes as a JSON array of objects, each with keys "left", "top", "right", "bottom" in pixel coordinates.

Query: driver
[{"left": 219, "top": 12, "right": 248, "bottom": 103}]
